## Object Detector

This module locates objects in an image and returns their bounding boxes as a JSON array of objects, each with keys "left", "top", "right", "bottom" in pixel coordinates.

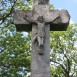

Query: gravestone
[{"left": 13, "top": 0, "right": 70, "bottom": 77}]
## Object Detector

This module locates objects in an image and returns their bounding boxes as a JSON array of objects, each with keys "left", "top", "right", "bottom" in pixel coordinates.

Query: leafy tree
[
  {"left": 0, "top": 25, "right": 31, "bottom": 77},
  {"left": 50, "top": 24, "right": 77, "bottom": 77},
  {"left": 0, "top": 0, "right": 32, "bottom": 77}
]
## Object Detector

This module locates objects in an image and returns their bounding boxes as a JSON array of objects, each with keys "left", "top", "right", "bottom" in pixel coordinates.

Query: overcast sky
[{"left": 50, "top": 0, "right": 77, "bottom": 23}]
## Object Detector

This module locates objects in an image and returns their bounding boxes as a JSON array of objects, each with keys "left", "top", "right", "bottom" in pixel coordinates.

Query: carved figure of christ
[{"left": 13, "top": 0, "right": 70, "bottom": 77}]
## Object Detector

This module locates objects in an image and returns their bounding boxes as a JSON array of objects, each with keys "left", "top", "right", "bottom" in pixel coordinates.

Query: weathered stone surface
[
  {"left": 13, "top": 10, "right": 70, "bottom": 31},
  {"left": 49, "top": 10, "right": 70, "bottom": 31},
  {"left": 33, "top": 0, "right": 49, "bottom": 5},
  {"left": 13, "top": 10, "right": 32, "bottom": 31},
  {"left": 31, "top": 24, "right": 50, "bottom": 77},
  {"left": 13, "top": 0, "right": 70, "bottom": 77}
]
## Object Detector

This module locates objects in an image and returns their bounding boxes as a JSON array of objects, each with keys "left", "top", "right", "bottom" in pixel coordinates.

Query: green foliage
[
  {"left": 49, "top": 4, "right": 55, "bottom": 9},
  {"left": 50, "top": 24, "right": 77, "bottom": 77},
  {"left": 0, "top": 0, "right": 32, "bottom": 77},
  {"left": 0, "top": 25, "right": 31, "bottom": 77}
]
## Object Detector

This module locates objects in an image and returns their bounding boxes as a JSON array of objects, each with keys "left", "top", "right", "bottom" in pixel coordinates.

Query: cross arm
[
  {"left": 13, "top": 10, "right": 32, "bottom": 32},
  {"left": 47, "top": 10, "right": 70, "bottom": 31}
]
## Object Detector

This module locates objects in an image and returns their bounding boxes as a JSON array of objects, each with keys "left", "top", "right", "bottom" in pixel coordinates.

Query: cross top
[
  {"left": 14, "top": 0, "right": 70, "bottom": 31},
  {"left": 33, "top": 0, "right": 49, "bottom": 5}
]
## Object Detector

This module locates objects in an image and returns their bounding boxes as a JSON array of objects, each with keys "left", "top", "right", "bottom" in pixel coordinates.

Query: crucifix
[{"left": 13, "top": 0, "right": 70, "bottom": 77}]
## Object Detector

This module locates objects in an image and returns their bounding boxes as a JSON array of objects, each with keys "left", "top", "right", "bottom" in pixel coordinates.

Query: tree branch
[
  {"left": 58, "top": 37, "right": 71, "bottom": 76},
  {"left": 0, "top": 0, "right": 17, "bottom": 22},
  {"left": 50, "top": 59, "right": 67, "bottom": 73},
  {"left": 63, "top": 53, "right": 71, "bottom": 73}
]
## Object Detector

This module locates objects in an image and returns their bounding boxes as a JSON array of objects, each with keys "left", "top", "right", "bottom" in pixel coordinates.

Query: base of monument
[{"left": 31, "top": 75, "right": 50, "bottom": 77}]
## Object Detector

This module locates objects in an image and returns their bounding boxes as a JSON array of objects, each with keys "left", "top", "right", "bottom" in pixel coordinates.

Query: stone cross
[{"left": 13, "top": 0, "right": 70, "bottom": 77}]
